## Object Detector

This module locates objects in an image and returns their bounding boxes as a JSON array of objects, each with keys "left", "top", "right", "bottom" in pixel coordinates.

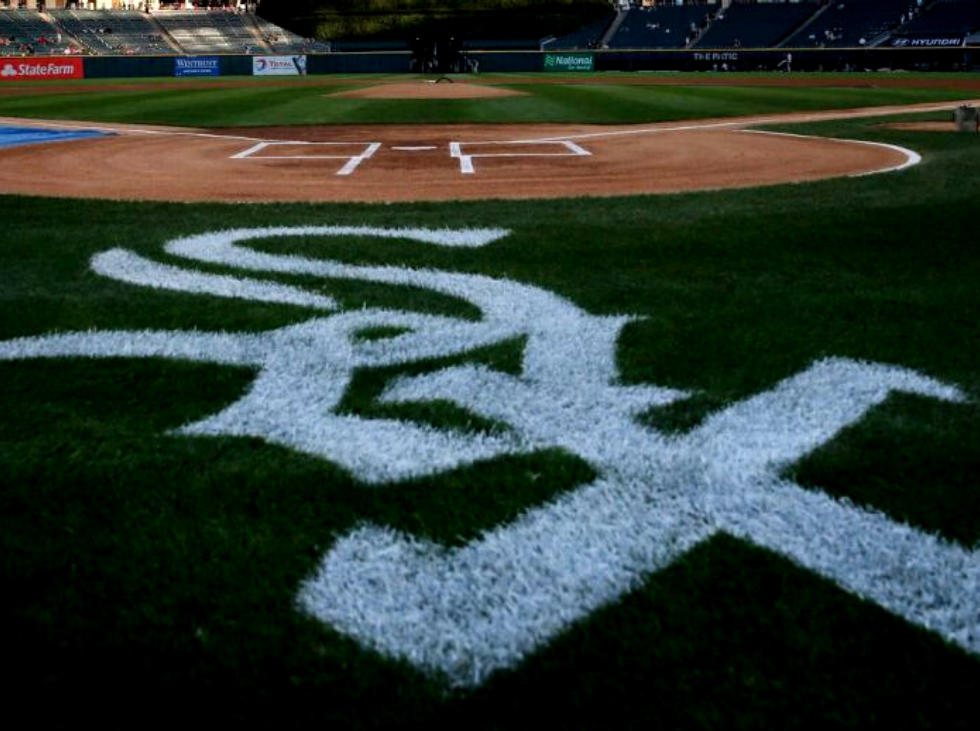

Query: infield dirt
[{"left": 0, "top": 100, "right": 975, "bottom": 203}]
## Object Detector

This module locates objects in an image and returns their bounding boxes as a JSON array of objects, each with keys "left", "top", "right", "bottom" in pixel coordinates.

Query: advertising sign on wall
[
  {"left": 253, "top": 56, "right": 307, "bottom": 76},
  {"left": 890, "top": 36, "right": 964, "bottom": 47},
  {"left": 0, "top": 57, "right": 84, "bottom": 82},
  {"left": 175, "top": 56, "right": 221, "bottom": 77},
  {"left": 542, "top": 53, "right": 594, "bottom": 72}
]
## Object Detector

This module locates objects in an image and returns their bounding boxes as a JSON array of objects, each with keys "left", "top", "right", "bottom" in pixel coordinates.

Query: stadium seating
[
  {"left": 0, "top": 8, "right": 315, "bottom": 57},
  {"left": 0, "top": 8, "right": 72, "bottom": 56},
  {"left": 695, "top": 1, "right": 819, "bottom": 49},
  {"left": 462, "top": 37, "right": 542, "bottom": 51},
  {"left": 900, "top": 0, "right": 980, "bottom": 36},
  {"left": 2, "top": 2, "right": 977, "bottom": 59},
  {"left": 330, "top": 39, "right": 409, "bottom": 52},
  {"left": 156, "top": 9, "right": 331, "bottom": 55},
  {"left": 153, "top": 10, "right": 255, "bottom": 55},
  {"left": 784, "top": 0, "right": 909, "bottom": 48},
  {"left": 48, "top": 9, "right": 172, "bottom": 56},
  {"left": 607, "top": 6, "right": 714, "bottom": 50},
  {"left": 547, "top": 10, "right": 616, "bottom": 50},
  {"left": 251, "top": 14, "right": 330, "bottom": 54}
]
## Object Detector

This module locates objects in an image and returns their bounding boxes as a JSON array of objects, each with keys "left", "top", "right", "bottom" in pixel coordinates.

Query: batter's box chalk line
[
  {"left": 450, "top": 139, "right": 591, "bottom": 174},
  {"left": 231, "top": 140, "right": 382, "bottom": 176},
  {"left": 230, "top": 138, "right": 593, "bottom": 177}
]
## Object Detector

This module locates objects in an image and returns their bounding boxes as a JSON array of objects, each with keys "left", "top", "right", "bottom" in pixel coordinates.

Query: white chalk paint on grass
[
  {"left": 0, "top": 224, "right": 976, "bottom": 689},
  {"left": 302, "top": 358, "right": 975, "bottom": 687},
  {"left": 93, "top": 248, "right": 339, "bottom": 311}
]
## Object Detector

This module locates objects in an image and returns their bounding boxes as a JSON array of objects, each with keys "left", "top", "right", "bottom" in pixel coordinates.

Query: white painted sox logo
[{"left": 1, "top": 225, "right": 977, "bottom": 687}]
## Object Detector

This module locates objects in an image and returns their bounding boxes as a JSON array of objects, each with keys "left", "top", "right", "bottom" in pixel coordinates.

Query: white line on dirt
[
  {"left": 230, "top": 141, "right": 272, "bottom": 159},
  {"left": 228, "top": 140, "right": 382, "bottom": 175},
  {"left": 337, "top": 142, "right": 381, "bottom": 176},
  {"left": 739, "top": 129, "right": 922, "bottom": 176},
  {"left": 450, "top": 139, "right": 592, "bottom": 174},
  {"left": 515, "top": 99, "right": 980, "bottom": 144},
  {"left": 4, "top": 99, "right": 976, "bottom": 149},
  {"left": 436, "top": 99, "right": 975, "bottom": 178},
  {"left": 849, "top": 141, "right": 922, "bottom": 176},
  {"left": 2, "top": 97, "right": 972, "bottom": 183},
  {"left": 448, "top": 142, "right": 472, "bottom": 174}
]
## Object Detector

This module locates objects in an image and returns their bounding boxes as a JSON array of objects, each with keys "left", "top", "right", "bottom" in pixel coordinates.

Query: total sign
[
  {"left": 253, "top": 55, "right": 307, "bottom": 76},
  {"left": 0, "top": 58, "right": 84, "bottom": 81}
]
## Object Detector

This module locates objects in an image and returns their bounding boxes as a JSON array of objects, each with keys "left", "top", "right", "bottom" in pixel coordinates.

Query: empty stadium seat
[
  {"left": 901, "top": 0, "right": 980, "bottom": 36},
  {"left": 695, "top": 1, "right": 819, "bottom": 49},
  {"left": 608, "top": 6, "right": 714, "bottom": 50},
  {"left": 547, "top": 11, "right": 616, "bottom": 50},
  {"left": 783, "top": 0, "right": 908, "bottom": 48},
  {"left": 0, "top": 8, "right": 73, "bottom": 56},
  {"left": 48, "top": 9, "right": 172, "bottom": 56}
]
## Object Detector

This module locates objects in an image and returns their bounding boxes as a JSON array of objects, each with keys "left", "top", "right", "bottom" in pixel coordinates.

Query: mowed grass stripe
[{"left": 0, "top": 76, "right": 977, "bottom": 126}]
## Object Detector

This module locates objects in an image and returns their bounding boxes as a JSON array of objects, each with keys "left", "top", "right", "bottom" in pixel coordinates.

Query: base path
[{"left": 0, "top": 101, "right": 971, "bottom": 203}]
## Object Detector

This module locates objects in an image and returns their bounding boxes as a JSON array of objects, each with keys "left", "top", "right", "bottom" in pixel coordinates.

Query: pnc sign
[{"left": 0, "top": 225, "right": 977, "bottom": 687}]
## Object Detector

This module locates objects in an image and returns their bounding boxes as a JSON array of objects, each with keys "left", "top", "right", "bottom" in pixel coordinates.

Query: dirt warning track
[{"left": 0, "top": 100, "right": 971, "bottom": 203}]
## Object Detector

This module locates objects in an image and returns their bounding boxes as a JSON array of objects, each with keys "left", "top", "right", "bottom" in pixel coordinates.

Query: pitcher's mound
[{"left": 331, "top": 81, "right": 527, "bottom": 100}]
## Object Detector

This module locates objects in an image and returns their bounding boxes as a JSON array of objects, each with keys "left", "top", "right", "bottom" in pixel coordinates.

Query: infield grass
[{"left": 0, "top": 77, "right": 979, "bottom": 726}]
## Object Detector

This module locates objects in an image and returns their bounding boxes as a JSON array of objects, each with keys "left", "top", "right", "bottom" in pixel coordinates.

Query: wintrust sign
[{"left": 0, "top": 58, "right": 84, "bottom": 81}]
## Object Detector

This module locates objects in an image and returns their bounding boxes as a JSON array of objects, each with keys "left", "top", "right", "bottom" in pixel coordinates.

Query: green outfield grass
[
  {"left": 1, "top": 76, "right": 979, "bottom": 726},
  {"left": 0, "top": 73, "right": 978, "bottom": 126}
]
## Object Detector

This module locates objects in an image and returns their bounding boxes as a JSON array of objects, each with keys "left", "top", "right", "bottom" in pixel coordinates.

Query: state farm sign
[{"left": 0, "top": 58, "right": 84, "bottom": 82}]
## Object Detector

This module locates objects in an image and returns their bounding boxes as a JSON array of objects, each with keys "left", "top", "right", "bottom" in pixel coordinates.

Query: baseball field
[{"left": 1, "top": 71, "right": 979, "bottom": 726}]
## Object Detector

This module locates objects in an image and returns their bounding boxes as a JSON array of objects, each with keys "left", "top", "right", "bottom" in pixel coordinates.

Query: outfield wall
[
  {"left": 596, "top": 47, "right": 977, "bottom": 73},
  {"left": 1, "top": 47, "right": 976, "bottom": 82},
  {"left": 479, "top": 47, "right": 978, "bottom": 73}
]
